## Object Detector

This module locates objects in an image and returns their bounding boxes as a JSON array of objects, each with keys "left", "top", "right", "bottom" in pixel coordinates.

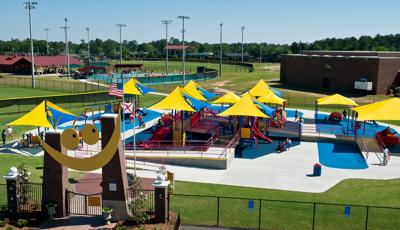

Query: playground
[{"left": 2, "top": 76, "right": 400, "bottom": 192}]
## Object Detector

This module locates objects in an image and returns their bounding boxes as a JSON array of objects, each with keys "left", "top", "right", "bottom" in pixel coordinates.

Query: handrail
[
  {"left": 375, "top": 135, "right": 391, "bottom": 159},
  {"left": 355, "top": 137, "right": 369, "bottom": 160}
]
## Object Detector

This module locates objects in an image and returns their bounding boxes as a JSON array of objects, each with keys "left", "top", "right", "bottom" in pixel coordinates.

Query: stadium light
[
  {"left": 241, "top": 26, "right": 245, "bottom": 62},
  {"left": 220, "top": 23, "right": 223, "bottom": 78},
  {"left": 60, "top": 18, "right": 70, "bottom": 78},
  {"left": 86, "top": 27, "right": 90, "bottom": 64},
  {"left": 115, "top": 24, "right": 126, "bottom": 64},
  {"left": 162, "top": 20, "right": 172, "bottom": 75},
  {"left": 44, "top": 28, "right": 49, "bottom": 55},
  {"left": 24, "top": 1, "right": 37, "bottom": 88},
  {"left": 178, "top": 16, "right": 190, "bottom": 85}
]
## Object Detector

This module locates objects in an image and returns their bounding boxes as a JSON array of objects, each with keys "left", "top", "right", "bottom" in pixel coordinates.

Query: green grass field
[
  {"left": 0, "top": 87, "right": 63, "bottom": 99},
  {"left": 171, "top": 181, "right": 400, "bottom": 230}
]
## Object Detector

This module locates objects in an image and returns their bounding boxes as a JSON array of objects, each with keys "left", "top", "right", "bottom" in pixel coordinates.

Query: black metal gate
[{"left": 66, "top": 191, "right": 102, "bottom": 215}]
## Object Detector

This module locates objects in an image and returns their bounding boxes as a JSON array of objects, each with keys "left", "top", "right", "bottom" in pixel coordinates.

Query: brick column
[
  {"left": 42, "top": 131, "right": 68, "bottom": 218},
  {"left": 4, "top": 167, "right": 18, "bottom": 218},
  {"left": 153, "top": 180, "right": 170, "bottom": 223},
  {"left": 101, "top": 114, "right": 129, "bottom": 221}
]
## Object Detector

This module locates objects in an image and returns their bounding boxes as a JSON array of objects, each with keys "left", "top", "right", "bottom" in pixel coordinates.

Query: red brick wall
[{"left": 281, "top": 55, "right": 381, "bottom": 94}]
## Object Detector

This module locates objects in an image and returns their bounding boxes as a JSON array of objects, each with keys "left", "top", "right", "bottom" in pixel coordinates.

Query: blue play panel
[
  {"left": 317, "top": 142, "right": 368, "bottom": 170},
  {"left": 60, "top": 108, "right": 161, "bottom": 132},
  {"left": 235, "top": 138, "right": 300, "bottom": 159},
  {"left": 315, "top": 113, "right": 399, "bottom": 138},
  {"left": 285, "top": 109, "right": 304, "bottom": 118}
]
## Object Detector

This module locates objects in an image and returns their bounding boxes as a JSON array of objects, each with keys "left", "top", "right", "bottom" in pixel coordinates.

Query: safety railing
[
  {"left": 375, "top": 135, "right": 391, "bottom": 160},
  {"left": 356, "top": 137, "right": 370, "bottom": 160}
]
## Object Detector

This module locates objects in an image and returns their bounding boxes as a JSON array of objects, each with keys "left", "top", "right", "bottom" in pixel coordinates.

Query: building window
[{"left": 322, "top": 64, "right": 333, "bottom": 72}]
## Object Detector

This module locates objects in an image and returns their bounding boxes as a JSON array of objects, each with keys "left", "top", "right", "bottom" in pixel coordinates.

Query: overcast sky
[{"left": 1, "top": 0, "right": 399, "bottom": 44}]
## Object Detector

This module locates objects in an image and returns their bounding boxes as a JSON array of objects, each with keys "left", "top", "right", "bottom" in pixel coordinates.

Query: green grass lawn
[
  {"left": 0, "top": 87, "right": 63, "bottom": 99},
  {"left": 171, "top": 180, "right": 400, "bottom": 230}
]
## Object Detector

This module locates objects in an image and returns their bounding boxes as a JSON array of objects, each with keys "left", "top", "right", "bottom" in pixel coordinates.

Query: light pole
[
  {"left": 178, "top": 16, "right": 190, "bottom": 85},
  {"left": 241, "top": 26, "right": 245, "bottom": 62},
  {"left": 115, "top": 24, "right": 126, "bottom": 64},
  {"left": 161, "top": 20, "right": 172, "bottom": 75},
  {"left": 299, "top": 41, "right": 302, "bottom": 54},
  {"left": 259, "top": 45, "right": 262, "bottom": 63},
  {"left": 44, "top": 28, "right": 49, "bottom": 55},
  {"left": 86, "top": 27, "right": 90, "bottom": 64},
  {"left": 60, "top": 18, "right": 70, "bottom": 78},
  {"left": 24, "top": 1, "right": 37, "bottom": 88},
  {"left": 219, "top": 23, "right": 223, "bottom": 78}
]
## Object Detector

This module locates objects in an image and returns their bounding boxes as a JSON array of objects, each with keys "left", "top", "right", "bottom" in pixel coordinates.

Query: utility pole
[
  {"left": 161, "top": 20, "right": 172, "bottom": 75},
  {"left": 25, "top": 1, "right": 37, "bottom": 88},
  {"left": 299, "top": 41, "right": 302, "bottom": 54},
  {"left": 86, "top": 27, "right": 90, "bottom": 64},
  {"left": 115, "top": 24, "right": 126, "bottom": 64},
  {"left": 259, "top": 45, "right": 262, "bottom": 63},
  {"left": 44, "top": 28, "right": 49, "bottom": 55},
  {"left": 178, "top": 16, "right": 190, "bottom": 85},
  {"left": 241, "top": 26, "right": 245, "bottom": 62},
  {"left": 219, "top": 23, "right": 223, "bottom": 78}
]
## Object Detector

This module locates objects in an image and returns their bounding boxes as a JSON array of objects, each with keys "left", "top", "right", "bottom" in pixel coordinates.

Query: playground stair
[{"left": 357, "top": 137, "right": 384, "bottom": 165}]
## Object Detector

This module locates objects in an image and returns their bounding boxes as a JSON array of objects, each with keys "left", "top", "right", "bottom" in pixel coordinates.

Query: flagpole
[
  {"left": 121, "top": 75, "right": 126, "bottom": 156},
  {"left": 133, "top": 94, "right": 137, "bottom": 175}
]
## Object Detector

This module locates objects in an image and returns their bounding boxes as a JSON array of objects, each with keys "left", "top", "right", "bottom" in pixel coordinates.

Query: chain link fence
[
  {"left": 170, "top": 194, "right": 400, "bottom": 230},
  {"left": 0, "top": 91, "right": 118, "bottom": 115},
  {"left": 0, "top": 76, "right": 107, "bottom": 93}
]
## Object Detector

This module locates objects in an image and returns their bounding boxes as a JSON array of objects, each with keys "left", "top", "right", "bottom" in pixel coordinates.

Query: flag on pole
[{"left": 108, "top": 82, "right": 124, "bottom": 98}]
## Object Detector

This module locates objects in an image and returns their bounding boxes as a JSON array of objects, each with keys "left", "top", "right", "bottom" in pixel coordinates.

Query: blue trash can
[{"left": 313, "top": 163, "right": 322, "bottom": 176}]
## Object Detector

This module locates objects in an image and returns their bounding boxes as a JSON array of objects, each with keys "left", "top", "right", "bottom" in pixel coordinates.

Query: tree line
[{"left": 1, "top": 34, "right": 399, "bottom": 62}]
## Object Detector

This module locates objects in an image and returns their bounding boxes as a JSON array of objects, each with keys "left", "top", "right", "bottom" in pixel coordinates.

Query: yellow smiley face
[{"left": 38, "top": 113, "right": 121, "bottom": 171}]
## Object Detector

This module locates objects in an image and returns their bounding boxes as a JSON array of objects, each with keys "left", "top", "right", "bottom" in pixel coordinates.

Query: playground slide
[
  {"left": 150, "top": 126, "right": 171, "bottom": 141},
  {"left": 253, "top": 125, "right": 273, "bottom": 143}
]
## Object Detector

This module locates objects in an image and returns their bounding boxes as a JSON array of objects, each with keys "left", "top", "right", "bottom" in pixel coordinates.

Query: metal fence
[
  {"left": 0, "top": 76, "right": 107, "bottom": 93},
  {"left": 66, "top": 191, "right": 102, "bottom": 216},
  {"left": 0, "top": 184, "right": 7, "bottom": 211},
  {"left": 126, "top": 188, "right": 155, "bottom": 219},
  {"left": 0, "top": 91, "right": 118, "bottom": 115},
  {"left": 169, "top": 194, "right": 400, "bottom": 230},
  {"left": 16, "top": 182, "right": 42, "bottom": 213}
]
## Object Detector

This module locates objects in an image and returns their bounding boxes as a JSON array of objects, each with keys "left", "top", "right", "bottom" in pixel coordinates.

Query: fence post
[
  {"left": 217, "top": 196, "right": 220, "bottom": 227},
  {"left": 84, "top": 195, "right": 88, "bottom": 215},
  {"left": 258, "top": 199, "right": 262, "bottom": 229},
  {"left": 312, "top": 203, "right": 316, "bottom": 230},
  {"left": 365, "top": 206, "right": 369, "bottom": 230}
]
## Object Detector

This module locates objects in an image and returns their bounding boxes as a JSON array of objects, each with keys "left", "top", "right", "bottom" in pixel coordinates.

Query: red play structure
[
  {"left": 376, "top": 128, "right": 400, "bottom": 147},
  {"left": 328, "top": 112, "right": 343, "bottom": 121},
  {"left": 253, "top": 118, "right": 272, "bottom": 143},
  {"left": 269, "top": 108, "right": 287, "bottom": 128}
]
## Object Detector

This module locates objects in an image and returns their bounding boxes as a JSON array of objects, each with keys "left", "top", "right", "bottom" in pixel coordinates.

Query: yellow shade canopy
[
  {"left": 249, "top": 79, "right": 271, "bottom": 97},
  {"left": 149, "top": 86, "right": 196, "bottom": 112},
  {"left": 124, "top": 78, "right": 142, "bottom": 95},
  {"left": 8, "top": 101, "right": 52, "bottom": 127},
  {"left": 352, "top": 97, "right": 400, "bottom": 121},
  {"left": 317, "top": 94, "right": 358, "bottom": 106},
  {"left": 257, "top": 91, "right": 287, "bottom": 105},
  {"left": 211, "top": 91, "right": 241, "bottom": 104},
  {"left": 218, "top": 93, "right": 269, "bottom": 118},
  {"left": 183, "top": 80, "right": 207, "bottom": 101}
]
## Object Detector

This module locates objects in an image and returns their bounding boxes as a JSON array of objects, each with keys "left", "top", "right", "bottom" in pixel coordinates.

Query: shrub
[{"left": 128, "top": 176, "right": 150, "bottom": 226}]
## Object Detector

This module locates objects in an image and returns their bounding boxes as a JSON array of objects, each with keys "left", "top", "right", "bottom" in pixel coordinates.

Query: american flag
[{"left": 108, "top": 82, "right": 124, "bottom": 98}]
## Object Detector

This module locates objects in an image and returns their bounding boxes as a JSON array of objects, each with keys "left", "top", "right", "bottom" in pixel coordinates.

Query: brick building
[{"left": 280, "top": 51, "right": 400, "bottom": 95}]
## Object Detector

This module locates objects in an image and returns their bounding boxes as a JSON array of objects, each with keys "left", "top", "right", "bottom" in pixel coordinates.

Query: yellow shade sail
[
  {"left": 317, "top": 94, "right": 358, "bottom": 106},
  {"left": 218, "top": 93, "right": 269, "bottom": 118},
  {"left": 149, "top": 86, "right": 195, "bottom": 112},
  {"left": 183, "top": 80, "right": 207, "bottom": 101},
  {"left": 257, "top": 91, "right": 287, "bottom": 105},
  {"left": 8, "top": 101, "right": 52, "bottom": 127},
  {"left": 249, "top": 79, "right": 271, "bottom": 97},
  {"left": 123, "top": 78, "right": 142, "bottom": 95},
  {"left": 211, "top": 91, "right": 241, "bottom": 104},
  {"left": 47, "top": 101, "right": 75, "bottom": 116},
  {"left": 352, "top": 98, "right": 400, "bottom": 121}
]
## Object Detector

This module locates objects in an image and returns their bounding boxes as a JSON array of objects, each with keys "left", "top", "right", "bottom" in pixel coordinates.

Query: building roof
[
  {"left": 0, "top": 55, "right": 80, "bottom": 67},
  {"left": 164, "top": 45, "right": 192, "bottom": 50}
]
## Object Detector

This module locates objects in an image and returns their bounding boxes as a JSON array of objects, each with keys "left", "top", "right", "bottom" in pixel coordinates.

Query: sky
[{"left": 1, "top": 0, "right": 399, "bottom": 44}]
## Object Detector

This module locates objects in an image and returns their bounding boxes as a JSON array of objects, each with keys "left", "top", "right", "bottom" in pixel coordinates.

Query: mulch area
[{"left": 73, "top": 173, "right": 155, "bottom": 195}]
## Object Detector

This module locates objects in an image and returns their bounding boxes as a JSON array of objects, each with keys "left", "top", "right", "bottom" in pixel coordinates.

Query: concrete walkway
[
  {"left": 38, "top": 215, "right": 115, "bottom": 230},
  {"left": 136, "top": 108, "right": 400, "bottom": 193}
]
